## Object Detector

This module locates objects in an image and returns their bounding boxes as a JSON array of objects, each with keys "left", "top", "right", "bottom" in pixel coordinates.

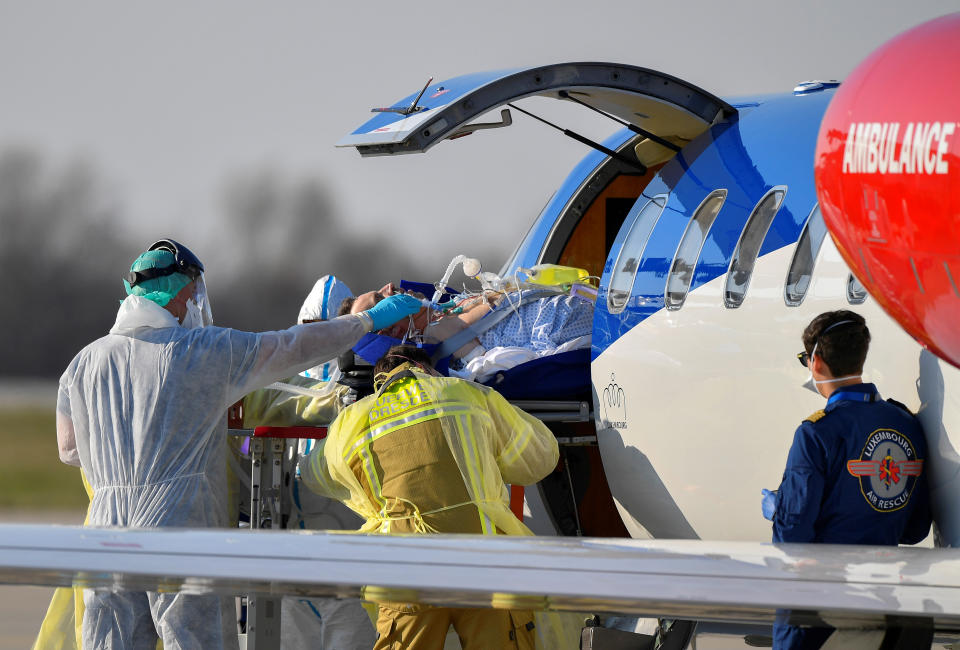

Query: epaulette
[
  {"left": 803, "top": 409, "right": 827, "bottom": 423},
  {"left": 886, "top": 398, "right": 914, "bottom": 415}
]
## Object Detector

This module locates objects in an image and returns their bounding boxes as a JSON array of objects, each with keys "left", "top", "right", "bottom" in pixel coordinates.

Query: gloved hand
[
  {"left": 365, "top": 293, "right": 423, "bottom": 331},
  {"left": 761, "top": 488, "right": 778, "bottom": 521}
]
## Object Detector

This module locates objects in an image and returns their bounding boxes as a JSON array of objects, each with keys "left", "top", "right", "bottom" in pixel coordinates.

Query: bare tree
[
  {"left": 0, "top": 149, "right": 131, "bottom": 377},
  {"left": 210, "top": 167, "right": 437, "bottom": 330},
  {"left": 0, "top": 151, "right": 502, "bottom": 378}
]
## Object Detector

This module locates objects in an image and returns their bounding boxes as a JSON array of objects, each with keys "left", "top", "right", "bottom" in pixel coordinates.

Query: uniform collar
[{"left": 825, "top": 383, "right": 881, "bottom": 411}]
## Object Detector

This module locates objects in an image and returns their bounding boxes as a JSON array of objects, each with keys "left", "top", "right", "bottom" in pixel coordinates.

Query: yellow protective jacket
[
  {"left": 299, "top": 364, "right": 586, "bottom": 650},
  {"left": 300, "top": 363, "right": 559, "bottom": 535}
]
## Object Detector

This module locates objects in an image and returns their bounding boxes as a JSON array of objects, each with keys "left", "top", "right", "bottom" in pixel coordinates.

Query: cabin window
[
  {"left": 784, "top": 204, "right": 827, "bottom": 307},
  {"left": 724, "top": 186, "right": 787, "bottom": 308},
  {"left": 665, "top": 190, "right": 727, "bottom": 310},
  {"left": 847, "top": 274, "right": 868, "bottom": 304},
  {"left": 607, "top": 194, "right": 668, "bottom": 313}
]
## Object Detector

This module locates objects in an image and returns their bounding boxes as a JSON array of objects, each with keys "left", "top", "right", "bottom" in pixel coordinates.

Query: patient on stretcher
[
  {"left": 248, "top": 267, "right": 594, "bottom": 428},
  {"left": 339, "top": 275, "right": 594, "bottom": 383}
]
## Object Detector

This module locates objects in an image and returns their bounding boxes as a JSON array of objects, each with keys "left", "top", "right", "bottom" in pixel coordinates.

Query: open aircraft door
[
  {"left": 337, "top": 62, "right": 735, "bottom": 301},
  {"left": 337, "top": 61, "right": 734, "bottom": 157}
]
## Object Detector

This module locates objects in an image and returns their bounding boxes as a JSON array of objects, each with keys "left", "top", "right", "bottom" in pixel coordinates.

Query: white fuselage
[{"left": 593, "top": 235, "right": 960, "bottom": 544}]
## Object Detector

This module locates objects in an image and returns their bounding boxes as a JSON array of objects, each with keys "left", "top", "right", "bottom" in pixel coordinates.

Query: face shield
[{"left": 182, "top": 274, "right": 214, "bottom": 329}]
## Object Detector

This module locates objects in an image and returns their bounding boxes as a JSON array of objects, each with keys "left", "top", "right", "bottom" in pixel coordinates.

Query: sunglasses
[{"left": 795, "top": 319, "right": 856, "bottom": 369}]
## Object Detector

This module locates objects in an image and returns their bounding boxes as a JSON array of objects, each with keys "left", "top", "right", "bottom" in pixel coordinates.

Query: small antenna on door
[{"left": 371, "top": 77, "right": 434, "bottom": 115}]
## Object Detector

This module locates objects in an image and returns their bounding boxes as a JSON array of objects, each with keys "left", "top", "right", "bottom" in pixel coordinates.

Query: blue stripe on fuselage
[{"left": 591, "top": 90, "right": 835, "bottom": 358}]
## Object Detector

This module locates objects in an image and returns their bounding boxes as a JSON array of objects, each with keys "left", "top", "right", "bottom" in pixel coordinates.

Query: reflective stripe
[
  {"left": 458, "top": 414, "right": 493, "bottom": 534},
  {"left": 345, "top": 405, "right": 438, "bottom": 460},
  {"left": 500, "top": 427, "right": 532, "bottom": 467},
  {"left": 344, "top": 403, "right": 471, "bottom": 462},
  {"left": 359, "top": 446, "right": 385, "bottom": 509}
]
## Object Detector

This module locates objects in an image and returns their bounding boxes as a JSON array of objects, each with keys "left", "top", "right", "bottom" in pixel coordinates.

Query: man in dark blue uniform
[{"left": 764, "top": 310, "right": 932, "bottom": 649}]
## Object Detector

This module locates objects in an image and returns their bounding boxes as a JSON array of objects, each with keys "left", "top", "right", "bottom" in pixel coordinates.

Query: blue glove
[
  {"left": 365, "top": 293, "right": 423, "bottom": 331},
  {"left": 761, "top": 488, "right": 778, "bottom": 521}
]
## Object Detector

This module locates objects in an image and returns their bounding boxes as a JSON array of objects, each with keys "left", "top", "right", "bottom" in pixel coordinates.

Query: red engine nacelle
[{"left": 815, "top": 13, "right": 960, "bottom": 367}]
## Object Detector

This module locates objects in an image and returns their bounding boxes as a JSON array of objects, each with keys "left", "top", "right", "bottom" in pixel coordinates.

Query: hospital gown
[{"left": 478, "top": 294, "right": 593, "bottom": 353}]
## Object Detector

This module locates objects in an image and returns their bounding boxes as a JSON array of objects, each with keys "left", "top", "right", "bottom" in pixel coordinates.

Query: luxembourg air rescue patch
[{"left": 846, "top": 428, "right": 923, "bottom": 512}]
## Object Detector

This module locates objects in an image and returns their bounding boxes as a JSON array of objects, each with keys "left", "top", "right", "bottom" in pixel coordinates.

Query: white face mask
[
  {"left": 801, "top": 373, "right": 863, "bottom": 395},
  {"left": 800, "top": 341, "right": 861, "bottom": 395}
]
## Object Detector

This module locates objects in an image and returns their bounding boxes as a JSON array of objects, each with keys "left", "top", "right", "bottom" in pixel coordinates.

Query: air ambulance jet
[
  {"left": 335, "top": 59, "right": 960, "bottom": 553},
  {"left": 3, "top": 36, "right": 960, "bottom": 650}
]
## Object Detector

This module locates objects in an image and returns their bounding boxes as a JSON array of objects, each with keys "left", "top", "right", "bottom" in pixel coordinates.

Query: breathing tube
[{"left": 432, "top": 255, "right": 482, "bottom": 303}]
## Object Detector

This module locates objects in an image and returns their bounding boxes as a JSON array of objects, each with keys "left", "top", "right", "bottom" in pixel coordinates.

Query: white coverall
[
  {"left": 259, "top": 274, "right": 377, "bottom": 650},
  {"left": 56, "top": 294, "right": 369, "bottom": 650}
]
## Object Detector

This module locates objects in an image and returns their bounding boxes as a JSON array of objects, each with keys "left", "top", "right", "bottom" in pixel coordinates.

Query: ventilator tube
[
  {"left": 419, "top": 298, "right": 445, "bottom": 311},
  {"left": 433, "top": 255, "right": 482, "bottom": 303},
  {"left": 477, "top": 271, "right": 505, "bottom": 292}
]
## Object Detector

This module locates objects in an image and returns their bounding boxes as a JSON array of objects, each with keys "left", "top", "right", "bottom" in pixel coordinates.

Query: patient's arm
[
  {"left": 360, "top": 283, "right": 504, "bottom": 358},
  {"left": 424, "top": 299, "right": 492, "bottom": 358}
]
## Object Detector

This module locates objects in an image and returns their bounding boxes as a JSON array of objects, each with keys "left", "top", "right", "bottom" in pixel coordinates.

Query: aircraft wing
[{"left": 0, "top": 523, "right": 958, "bottom": 628}]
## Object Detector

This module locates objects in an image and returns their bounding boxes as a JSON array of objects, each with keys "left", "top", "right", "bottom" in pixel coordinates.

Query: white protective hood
[{"left": 298, "top": 275, "right": 354, "bottom": 381}]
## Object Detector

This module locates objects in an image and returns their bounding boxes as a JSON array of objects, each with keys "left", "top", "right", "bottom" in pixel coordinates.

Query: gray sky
[{"left": 1, "top": 1, "right": 956, "bottom": 275}]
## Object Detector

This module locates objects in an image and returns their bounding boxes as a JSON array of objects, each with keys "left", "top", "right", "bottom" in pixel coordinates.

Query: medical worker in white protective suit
[
  {"left": 275, "top": 275, "right": 379, "bottom": 650},
  {"left": 56, "top": 239, "right": 421, "bottom": 650}
]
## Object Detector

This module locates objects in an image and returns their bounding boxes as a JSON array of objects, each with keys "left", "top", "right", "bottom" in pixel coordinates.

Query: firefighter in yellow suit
[{"left": 299, "top": 344, "right": 579, "bottom": 650}]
